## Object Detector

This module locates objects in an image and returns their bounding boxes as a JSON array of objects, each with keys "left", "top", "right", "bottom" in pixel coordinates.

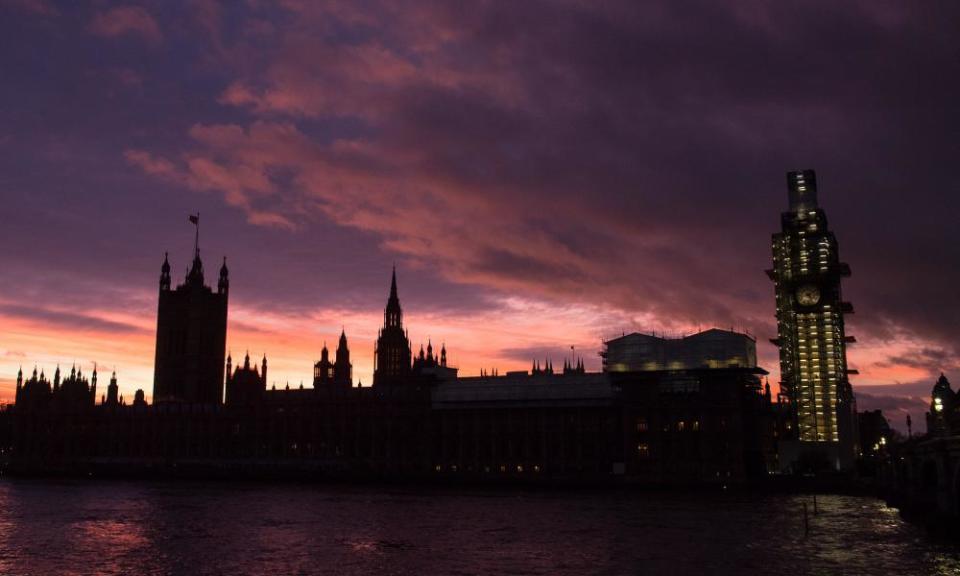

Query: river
[{"left": 0, "top": 480, "right": 956, "bottom": 575}]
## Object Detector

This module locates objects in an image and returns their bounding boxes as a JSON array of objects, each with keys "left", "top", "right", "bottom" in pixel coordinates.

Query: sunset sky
[{"left": 1, "top": 1, "right": 957, "bottom": 432}]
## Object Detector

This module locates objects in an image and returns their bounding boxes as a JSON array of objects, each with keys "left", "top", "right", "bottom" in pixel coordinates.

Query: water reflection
[{"left": 0, "top": 481, "right": 957, "bottom": 576}]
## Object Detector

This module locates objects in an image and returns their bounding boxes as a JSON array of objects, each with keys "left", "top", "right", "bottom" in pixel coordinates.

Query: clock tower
[{"left": 768, "top": 170, "right": 857, "bottom": 469}]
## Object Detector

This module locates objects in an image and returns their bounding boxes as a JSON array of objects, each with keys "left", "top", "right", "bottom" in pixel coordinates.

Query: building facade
[{"left": 768, "top": 169, "right": 857, "bottom": 469}]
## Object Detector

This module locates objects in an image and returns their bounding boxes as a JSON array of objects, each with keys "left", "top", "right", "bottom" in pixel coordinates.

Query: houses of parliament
[{"left": 5, "top": 171, "right": 878, "bottom": 482}]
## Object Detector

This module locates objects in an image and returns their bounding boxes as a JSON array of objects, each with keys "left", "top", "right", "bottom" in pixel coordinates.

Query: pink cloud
[{"left": 88, "top": 6, "right": 163, "bottom": 44}]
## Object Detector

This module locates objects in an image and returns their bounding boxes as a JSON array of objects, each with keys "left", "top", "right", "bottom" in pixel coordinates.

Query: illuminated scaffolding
[{"left": 768, "top": 170, "right": 855, "bottom": 443}]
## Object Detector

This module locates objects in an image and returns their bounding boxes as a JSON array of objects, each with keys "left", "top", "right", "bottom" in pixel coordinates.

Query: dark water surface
[{"left": 0, "top": 480, "right": 957, "bottom": 575}]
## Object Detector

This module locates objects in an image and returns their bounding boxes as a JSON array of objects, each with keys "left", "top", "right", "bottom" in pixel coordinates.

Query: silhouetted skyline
[{"left": 1, "top": 2, "right": 958, "bottom": 434}]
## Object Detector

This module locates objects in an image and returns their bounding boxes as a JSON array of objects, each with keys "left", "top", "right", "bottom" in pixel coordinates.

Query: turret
[
  {"left": 54, "top": 365, "right": 61, "bottom": 389},
  {"left": 334, "top": 329, "right": 352, "bottom": 386},
  {"left": 261, "top": 354, "right": 268, "bottom": 386},
  {"left": 218, "top": 256, "right": 229, "bottom": 295},
  {"left": 441, "top": 343, "right": 447, "bottom": 367},
  {"left": 315, "top": 343, "right": 332, "bottom": 386},
  {"left": 15, "top": 367, "right": 22, "bottom": 404},
  {"left": 225, "top": 353, "right": 232, "bottom": 385},
  {"left": 160, "top": 252, "right": 171, "bottom": 291},
  {"left": 106, "top": 371, "right": 119, "bottom": 406}
]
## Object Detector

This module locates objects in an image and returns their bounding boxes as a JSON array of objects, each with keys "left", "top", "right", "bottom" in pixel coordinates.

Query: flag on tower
[{"left": 189, "top": 214, "right": 199, "bottom": 224}]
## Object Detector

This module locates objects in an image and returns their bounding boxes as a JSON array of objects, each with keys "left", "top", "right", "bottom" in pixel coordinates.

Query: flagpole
[{"left": 191, "top": 212, "right": 200, "bottom": 257}]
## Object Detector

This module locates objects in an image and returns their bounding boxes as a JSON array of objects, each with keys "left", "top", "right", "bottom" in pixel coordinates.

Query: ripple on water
[{"left": 0, "top": 481, "right": 958, "bottom": 576}]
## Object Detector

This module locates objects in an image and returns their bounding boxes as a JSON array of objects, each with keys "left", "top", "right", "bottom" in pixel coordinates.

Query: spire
[
  {"left": 383, "top": 266, "right": 403, "bottom": 329},
  {"left": 390, "top": 265, "right": 398, "bottom": 300},
  {"left": 339, "top": 328, "right": 348, "bottom": 348},
  {"left": 160, "top": 252, "right": 171, "bottom": 291},
  {"left": 218, "top": 256, "right": 229, "bottom": 295}
]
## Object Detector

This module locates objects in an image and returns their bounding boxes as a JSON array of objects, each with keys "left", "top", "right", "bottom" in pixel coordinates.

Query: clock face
[{"left": 795, "top": 284, "right": 820, "bottom": 306}]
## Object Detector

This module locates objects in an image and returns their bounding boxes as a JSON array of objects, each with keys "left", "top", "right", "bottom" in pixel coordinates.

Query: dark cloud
[
  {"left": 876, "top": 348, "right": 959, "bottom": 371},
  {"left": 0, "top": 0, "right": 958, "bottom": 384}
]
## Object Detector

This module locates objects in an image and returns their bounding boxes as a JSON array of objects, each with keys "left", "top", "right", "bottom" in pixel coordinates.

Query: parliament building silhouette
[{"left": 6, "top": 206, "right": 794, "bottom": 483}]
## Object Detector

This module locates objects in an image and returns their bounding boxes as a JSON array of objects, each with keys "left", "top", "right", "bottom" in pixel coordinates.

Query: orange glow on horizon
[{"left": 0, "top": 293, "right": 948, "bottom": 405}]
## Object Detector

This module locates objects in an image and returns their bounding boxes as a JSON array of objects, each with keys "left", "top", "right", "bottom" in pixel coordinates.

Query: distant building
[
  {"left": 152, "top": 242, "right": 228, "bottom": 404},
  {"left": 602, "top": 329, "right": 757, "bottom": 373},
  {"left": 768, "top": 169, "right": 858, "bottom": 470}
]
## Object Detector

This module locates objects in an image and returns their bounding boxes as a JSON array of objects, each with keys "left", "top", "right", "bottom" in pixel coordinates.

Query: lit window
[{"left": 637, "top": 443, "right": 650, "bottom": 458}]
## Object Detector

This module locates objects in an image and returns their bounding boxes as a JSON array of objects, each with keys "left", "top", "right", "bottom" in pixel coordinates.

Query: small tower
[
  {"left": 315, "top": 343, "right": 332, "bottom": 386},
  {"left": 441, "top": 343, "right": 447, "bottom": 367},
  {"left": 334, "top": 329, "right": 352, "bottom": 387},
  {"left": 160, "top": 252, "right": 171, "bottom": 291},
  {"left": 91, "top": 365, "right": 98, "bottom": 404},
  {"left": 15, "top": 366, "right": 23, "bottom": 404},
  {"left": 218, "top": 256, "right": 229, "bottom": 295},
  {"left": 106, "top": 371, "right": 119, "bottom": 406},
  {"left": 261, "top": 354, "right": 268, "bottom": 386},
  {"left": 225, "top": 352, "right": 233, "bottom": 385}
]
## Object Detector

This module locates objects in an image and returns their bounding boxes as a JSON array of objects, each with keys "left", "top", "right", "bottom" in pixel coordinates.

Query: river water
[{"left": 0, "top": 480, "right": 957, "bottom": 575}]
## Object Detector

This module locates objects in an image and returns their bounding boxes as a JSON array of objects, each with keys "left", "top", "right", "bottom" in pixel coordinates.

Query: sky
[{"left": 1, "top": 0, "right": 958, "bottom": 433}]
